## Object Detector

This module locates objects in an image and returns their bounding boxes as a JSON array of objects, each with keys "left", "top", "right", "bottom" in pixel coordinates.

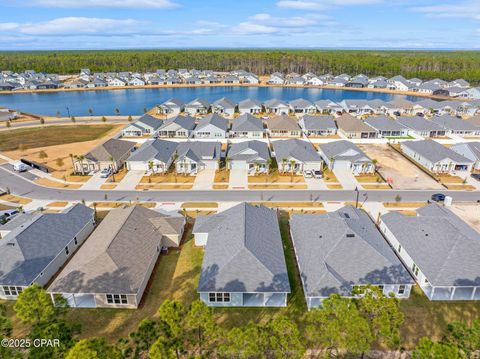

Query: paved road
[
  {"left": 1, "top": 167, "right": 480, "bottom": 203},
  {"left": 1, "top": 118, "right": 130, "bottom": 131}
]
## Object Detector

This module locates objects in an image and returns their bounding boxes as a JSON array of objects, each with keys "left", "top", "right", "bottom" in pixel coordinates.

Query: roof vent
[
  {"left": 343, "top": 213, "right": 350, "bottom": 219},
  {"left": 346, "top": 233, "right": 355, "bottom": 238},
  {"left": 7, "top": 243, "right": 15, "bottom": 246}
]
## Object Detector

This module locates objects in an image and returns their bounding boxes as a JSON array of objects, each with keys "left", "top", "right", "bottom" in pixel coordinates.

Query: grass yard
[
  {"left": 249, "top": 184, "right": 308, "bottom": 189},
  {"left": 444, "top": 184, "right": 476, "bottom": 191},
  {"left": 34, "top": 178, "right": 82, "bottom": 189},
  {"left": 139, "top": 172, "right": 195, "bottom": 184},
  {"left": 322, "top": 169, "right": 340, "bottom": 183},
  {"left": 355, "top": 172, "right": 386, "bottom": 183},
  {"left": 0, "top": 125, "right": 117, "bottom": 151},
  {"left": 214, "top": 169, "right": 230, "bottom": 184},
  {"left": 92, "top": 202, "right": 156, "bottom": 209},
  {"left": 100, "top": 184, "right": 117, "bottom": 190},
  {"left": 46, "top": 201, "right": 69, "bottom": 207},
  {"left": 361, "top": 184, "right": 391, "bottom": 190},
  {"left": 184, "top": 210, "right": 217, "bottom": 218},
  {"left": 250, "top": 201, "right": 324, "bottom": 208},
  {"left": 213, "top": 184, "right": 229, "bottom": 189},
  {"left": 0, "top": 203, "right": 16, "bottom": 210},
  {"left": 248, "top": 170, "right": 305, "bottom": 184},
  {"left": 0, "top": 194, "right": 32, "bottom": 205},
  {"left": 136, "top": 184, "right": 194, "bottom": 190},
  {"left": 181, "top": 202, "right": 218, "bottom": 209},
  {"left": 326, "top": 184, "right": 343, "bottom": 189},
  {"left": 383, "top": 202, "right": 427, "bottom": 208},
  {"left": 436, "top": 174, "right": 466, "bottom": 184}
]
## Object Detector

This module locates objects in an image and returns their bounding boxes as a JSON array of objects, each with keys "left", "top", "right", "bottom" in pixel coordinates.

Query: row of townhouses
[{"left": 1, "top": 201, "right": 479, "bottom": 309}]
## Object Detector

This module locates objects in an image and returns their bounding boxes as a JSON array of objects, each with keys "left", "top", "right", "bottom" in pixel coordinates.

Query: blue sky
[{"left": 0, "top": 0, "right": 478, "bottom": 50}]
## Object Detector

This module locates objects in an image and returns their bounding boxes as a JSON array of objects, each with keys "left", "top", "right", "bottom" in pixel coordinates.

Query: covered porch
[
  {"left": 242, "top": 292, "right": 287, "bottom": 307},
  {"left": 422, "top": 284, "right": 480, "bottom": 301}
]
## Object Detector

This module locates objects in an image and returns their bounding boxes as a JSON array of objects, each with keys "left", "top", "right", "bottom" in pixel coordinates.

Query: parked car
[
  {"left": 304, "top": 170, "right": 313, "bottom": 178},
  {"left": 0, "top": 209, "right": 20, "bottom": 225},
  {"left": 100, "top": 168, "right": 112, "bottom": 178},
  {"left": 431, "top": 193, "right": 446, "bottom": 202},
  {"left": 313, "top": 170, "right": 323, "bottom": 179},
  {"left": 13, "top": 161, "right": 29, "bottom": 172},
  {"left": 471, "top": 173, "right": 480, "bottom": 182}
]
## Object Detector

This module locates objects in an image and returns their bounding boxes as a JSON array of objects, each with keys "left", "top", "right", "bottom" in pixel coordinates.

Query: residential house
[
  {"left": 264, "top": 99, "right": 290, "bottom": 115},
  {"left": 227, "top": 141, "right": 270, "bottom": 174},
  {"left": 380, "top": 204, "right": 480, "bottom": 301},
  {"left": 340, "top": 100, "right": 375, "bottom": 115},
  {"left": 156, "top": 115, "right": 196, "bottom": 138},
  {"left": 157, "top": 98, "right": 185, "bottom": 116},
  {"left": 272, "top": 139, "right": 323, "bottom": 174},
  {"left": 266, "top": 115, "right": 301, "bottom": 138},
  {"left": 299, "top": 115, "right": 337, "bottom": 137},
  {"left": 238, "top": 98, "right": 263, "bottom": 114},
  {"left": 389, "top": 99, "right": 415, "bottom": 115},
  {"left": 335, "top": 113, "right": 377, "bottom": 139},
  {"left": 108, "top": 78, "right": 127, "bottom": 87},
  {"left": 230, "top": 113, "right": 265, "bottom": 138},
  {"left": 74, "top": 139, "right": 136, "bottom": 174},
  {"left": 400, "top": 140, "right": 473, "bottom": 174},
  {"left": 318, "top": 140, "right": 375, "bottom": 174},
  {"left": 431, "top": 115, "right": 479, "bottom": 137},
  {"left": 48, "top": 206, "right": 185, "bottom": 308},
  {"left": 185, "top": 98, "right": 210, "bottom": 116},
  {"left": 175, "top": 141, "right": 222, "bottom": 174},
  {"left": 193, "top": 114, "right": 229, "bottom": 139},
  {"left": 194, "top": 203, "right": 290, "bottom": 307},
  {"left": 397, "top": 116, "right": 446, "bottom": 138},
  {"left": 291, "top": 206, "right": 413, "bottom": 309},
  {"left": 127, "top": 139, "right": 178, "bottom": 173},
  {"left": 288, "top": 98, "right": 317, "bottom": 115},
  {"left": 364, "top": 116, "right": 409, "bottom": 137},
  {"left": 450, "top": 142, "right": 480, "bottom": 171},
  {"left": 122, "top": 115, "right": 162, "bottom": 137},
  {"left": 315, "top": 100, "right": 343, "bottom": 115},
  {"left": 129, "top": 77, "right": 145, "bottom": 86},
  {"left": 223, "top": 75, "right": 240, "bottom": 84},
  {"left": 0, "top": 204, "right": 95, "bottom": 300},
  {"left": 212, "top": 97, "right": 236, "bottom": 117},
  {"left": 267, "top": 72, "right": 285, "bottom": 85}
]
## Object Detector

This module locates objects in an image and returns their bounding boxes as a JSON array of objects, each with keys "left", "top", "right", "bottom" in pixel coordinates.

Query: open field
[
  {"left": 450, "top": 203, "right": 480, "bottom": 232},
  {"left": 358, "top": 144, "right": 443, "bottom": 190}
]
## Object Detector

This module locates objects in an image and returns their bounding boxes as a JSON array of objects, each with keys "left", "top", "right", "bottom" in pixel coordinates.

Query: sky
[{"left": 0, "top": 0, "right": 479, "bottom": 50}]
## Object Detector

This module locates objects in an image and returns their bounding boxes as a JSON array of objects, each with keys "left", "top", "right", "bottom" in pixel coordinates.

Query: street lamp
[{"left": 355, "top": 186, "right": 359, "bottom": 208}]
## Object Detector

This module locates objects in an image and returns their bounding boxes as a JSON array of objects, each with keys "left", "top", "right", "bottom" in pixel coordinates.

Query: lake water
[{"left": 0, "top": 86, "right": 423, "bottom": 117}]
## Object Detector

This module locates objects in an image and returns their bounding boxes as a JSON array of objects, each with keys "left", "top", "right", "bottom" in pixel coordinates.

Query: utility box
[{"left": 444, "top": 196, "right": 453, "bottom": 207}]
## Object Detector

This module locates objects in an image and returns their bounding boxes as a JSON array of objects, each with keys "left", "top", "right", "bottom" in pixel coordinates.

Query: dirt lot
[
  {"left": 358, "top": 144, "right": 442, "bottom": 190},
  {"left": 450, "top": 204, "right": 480, "bottom": 233}
]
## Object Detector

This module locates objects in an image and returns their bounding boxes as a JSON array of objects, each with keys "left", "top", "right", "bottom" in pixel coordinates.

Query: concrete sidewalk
[
  {"left": 81, "top": 172, "right": 108, "bottom": 190},
  {"left": 192, "top": 169, "right": 215, "bottom": 190},
  {"left": 333, "top": 170, "right": 361, "bottom": 190}
]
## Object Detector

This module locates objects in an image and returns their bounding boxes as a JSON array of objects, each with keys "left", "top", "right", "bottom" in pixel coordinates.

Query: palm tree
[
  {"left": 148, "top": 160, "right": 154, "bottom": 176},
  {"left": 109, "top": 155, "right": 116, "bottom": 182},
  {"left": 281, "top": 158, "right": 288, "bottom": 173},
  {"left": 69, "top": 154, "right": 75, "bottom": 174},
  {"left": 224, "top": 156, "right": 230, "bottom": 171},
  {"left": 77, "top": 155, "right": 86, "bottom": 175},
  {"left": 289, "top": 159, "right": 296, "bottom": 181},
  {"left": 266, "top": 158, "right": 273, "bottom": 175},
  {"left": 254, "top": 161, "right": 260, "bottom": 175}
]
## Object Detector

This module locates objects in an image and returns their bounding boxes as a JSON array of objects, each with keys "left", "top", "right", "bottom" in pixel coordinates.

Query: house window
[
  {"left": 106, "top": 294, "right": 128, "bottom": 305},
  {"left": 65, "top": 246, "right": 70, "bottom": 256},
  {"left": 398, "top": 285, "right": 406, "bottom": 295},
  {"left": 74, "top": 237, "right": 78, "bottom": 246},
  {"left": 378, "top": 285, "right": 384, "bottom": 292},
  {"left": 3, "top": 286, "right": 22, "bottom": 296},
  {"left": 397, "top": 244, "right": 402, "bottom": 253},
  {"left": 208, "top": 292, "right": 231, "bottom": 303},
  {"left": 412, "top": 263, "right": 419, "bottom": 277}
]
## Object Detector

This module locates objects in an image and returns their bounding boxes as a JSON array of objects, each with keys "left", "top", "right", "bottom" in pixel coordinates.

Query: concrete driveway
[
  {"left": 333, "top": 169, "right": 359, "bottom": 190},
  {"left": 305, "top": 177, "right": 327, "bottom": 190},
  {"left": 115, "top": 170, "right": 145, "bottom": 190},
  {"left": 192, "top": 169, "right": 215, "bottom": 190},
  {"left": 229, "top": 169, "right": 248, "bottom": 189},
  {"left": 81, "top": 172, "right": 108, "bottom": 190}
]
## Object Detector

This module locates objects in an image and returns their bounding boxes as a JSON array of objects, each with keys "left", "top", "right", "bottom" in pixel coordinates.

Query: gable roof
[
  {"left": 291, "top": 206, "right": 413, "bottom": 297},
  {"left": 231, "top": 113, "right": 264, "bottom": 132},
  {"left": 175, "top": 141, "right": 221, "bottom": 162},
  {"left": 289, "top": 98, "right": 314, "bottom": 109},
  {"left": 451, "top": 142, "right": 480, "bottom": 161},
  {"left": 335, "top": 114, "right": 376, "bottom": 133},
  {"left": 402, "top": 140, "right": 473, "bottom": 164},
  {"left": 186, "top": 98, "right": 210, "bottom": 108},
  {"left": 0, "top": 204, "right": 94, "bottom": 286},
  {"left": 228, "top": 140, "right": 270, "bottom": 163},
  {"left": 319, "top": 140, "right": 372, "bottom": 163},
  {"left": 134, "top": 114, "right": 163, "bottom": 130},
  {"left": 161, "top": 98, "right": 185, "bottom": 107},
  {"left": 397, "top": 116, "right": 445, "bottom": 132},
  {"left": 213, "top": 97, "right": 236, "bottom": 109},
  {"left": 195, "top": 203, "right": 290, "bottom": 293},
  {"left": 157, "top": 115, "right": 196, "bottom": 132},
  {"left": 127, "top": 139, "right": 178, "bottom": 163},
  {"left": 266, "top": 115, "right": 300, "bottom": 131},
  {"left": 264, "top": 99, "right": 288, "bottom": 108},
  {"left": 238, "top": 98, "right": 262, "bottom": 109},
  {"left": 85, "top": 138, "right": 136, "bottom": 162},
  {"left": 195, "top": 114, "right": 229, "bottom": 132},
  {"left": 299, "top": 115, "right": 336, "bottom": 131},
  {"left": 430, "top": 115, "right": 479, "bottom": 131},
  {"left": 381, "top": 204, "right": 480, "bottom": 286},
  {"left": 364, "top": 116, "right": 407, "bottom": 132},
  {"left": 48, "top": 206, "right": 184, "bottom": 294},
  {"left": 272, "top": 138, "right": 322, "bottom": 163}
]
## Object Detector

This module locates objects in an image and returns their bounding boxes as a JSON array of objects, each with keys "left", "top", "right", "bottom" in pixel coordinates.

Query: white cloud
[
  {"left": 0, "top": 17, "right": 140, "bottom": 36},
  {"left": 248, "top": 13, "right": 329, "bottom": 27},
  {"left": 232, "top": 22, "right": 278, "bottom": 35},
  {"left": 25, "top": 0, "right": 179, "bottom": 8},
  {"left": 412, "top": 1, "right": 480, "bottom": 20},
  {"left": 277, "top": 0, "right": 383, "bottom": 10}
]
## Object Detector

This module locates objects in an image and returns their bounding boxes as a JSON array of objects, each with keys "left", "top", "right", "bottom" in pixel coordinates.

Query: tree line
[
  {"left": 1, "top": 50, "right": 480, "bottom": 83},
  {"left": 1, "top": 284, "right": 479, "bottom": 358}
]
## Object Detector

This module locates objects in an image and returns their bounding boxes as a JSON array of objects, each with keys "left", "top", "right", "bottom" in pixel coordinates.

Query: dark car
[
  {"left": 431, "top": 193, "right": 446, "bottom": 202},
  {"left": 471, "top": 173, "right": 480, "bottom": 182}
]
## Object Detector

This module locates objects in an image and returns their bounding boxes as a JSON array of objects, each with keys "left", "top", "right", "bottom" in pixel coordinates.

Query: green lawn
[
  {"left": 2, "top": 214, "right": 480, "bottom": 350},
  {"left": 0, "top": 125, "right": 116, "bottom": 151}
]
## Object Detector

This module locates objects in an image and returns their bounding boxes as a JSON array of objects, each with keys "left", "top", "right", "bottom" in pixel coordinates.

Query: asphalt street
[{"left": 1, "top": 167, "right": 480, "bottom": 203}]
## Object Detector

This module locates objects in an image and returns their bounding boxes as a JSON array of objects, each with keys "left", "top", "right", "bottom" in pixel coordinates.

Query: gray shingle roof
[
  {"left": 213, "top": 97, "right": 236, "bottom": 108},
  {"left": 266, "top": 115, "right": 300, "bottom": 131},
  {"left": 195, "top": 114, "right": 229, "bottom": 132},
  {"left": 231, "top": 113, "right": 264, "bottom": 132},
  {"left": 364, "top": 116, "right": 407, "bottom": 132},
  {"left": 318, "top": 140, "right": 371, "bottom": 163},
  {"left": 196, "top": 203, "right": 290, "bottom": 293},
  {"left": 381, "top": 204, "right": 480, "bottom": 286},
  {"left": 135, "top": 115, "right": 163, "bottom": 130},
  {"left": 272, "top": 139, "right": 322, "bottom": 162},
  {"left": 431, "top": 115, "right": 479, "bottom": 131},
  {"left": 402, "top": 140, "right": 473, "bottom": 164},
  {"left": 228, "top": 140, "right": 270, "bottom": 163},
  {"left": 85, "top": 138, "right": 136, "bottom": 162},
  {"left": 336, "top": 114, "right": 376, "bottom": 133},
  {"left": 291, "top": 206, "right": 413, "bottom": 297},
  {"left": 127, "top": 139, "right": 178, "bottom": 163},
  {"left": 451, "top": 142, "right": 480, "bottom": 161},
  {"left": 397, "top": 116, "right": 445, "bottom": 132},
  {"left": 299, "top": 115, "right": 336, "bottom": 131},
  {"left": 238, "top": 98, "right": 262, "bottom": 109},
  {"left": 0, "top": 204, "right": 94, "bottom": 286},
  {"left": 289, "top": 98, "right": 314, "bottom": 109},
  {"left": 157, "top": 115, "right": 196, "bottom": 132},
  {"left": 175, "top": 141, "right": 221, "bottom": 163},
  {"left": 49, "top": 206, "right": 184, "bottom": 294}
]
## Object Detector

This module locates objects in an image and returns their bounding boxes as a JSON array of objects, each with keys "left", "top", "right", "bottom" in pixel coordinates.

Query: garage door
[
  {"left": 332, "top": 160, "right": 351, "bottom": 171},
  {"left": 127, "top": 161, "right": 146, "bottom": 171},
  {"left": 204, "top": 161, "right": 219, "bottom": 170},
  {"left": 230, "top": 161, "right": 247, "bottom": 170}
]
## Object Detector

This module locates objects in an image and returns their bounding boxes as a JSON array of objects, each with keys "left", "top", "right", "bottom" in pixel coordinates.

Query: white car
[
  {"left": 100, "top": 168, "right": 112, "bottom": 178},
  {"left": 314, "top": 170, "right": 323, "bottom": 179},
  {"left": 13, "top": 161, "right": 29, "bottom": 172},
  {"left": 304, "top": 170, "right": 313, "bottom": 178}
]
